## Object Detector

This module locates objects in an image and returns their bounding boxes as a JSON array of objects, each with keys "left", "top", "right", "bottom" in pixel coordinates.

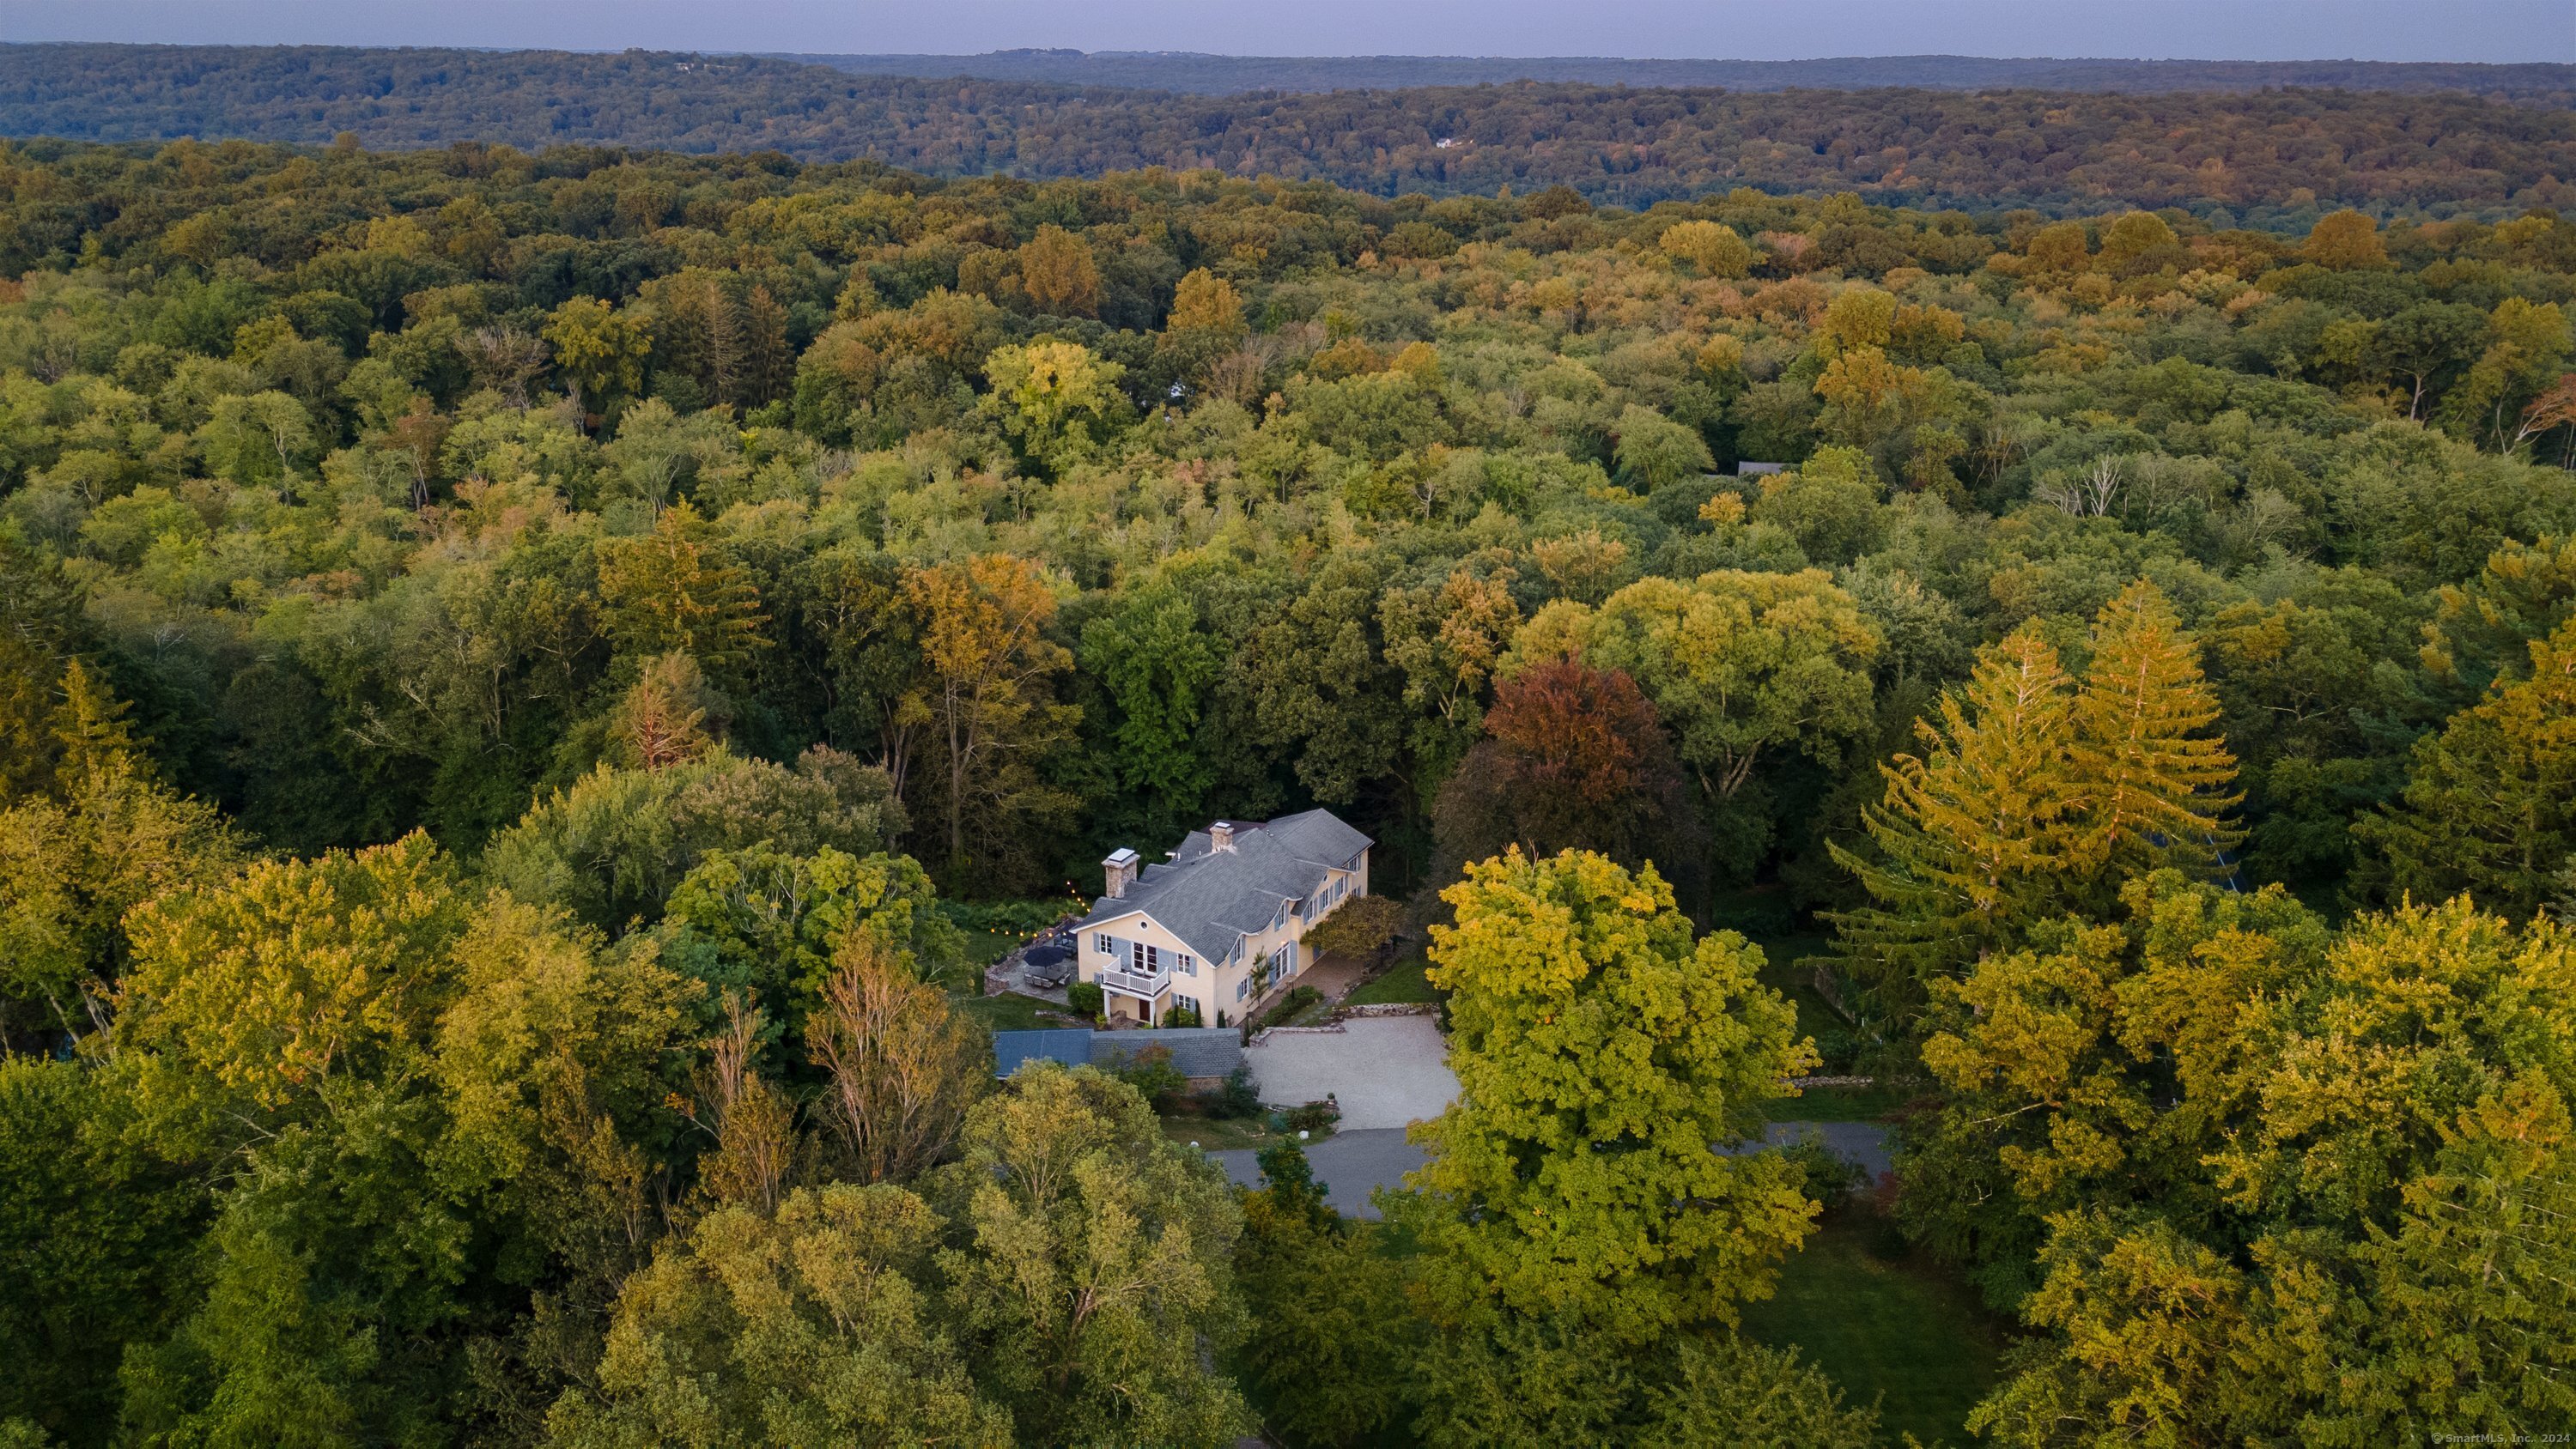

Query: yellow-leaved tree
[
  {"left": 1829, "top": 580, "right": 2239, "bottom": 1019},
  {"left": 1415, "top": 847, "right": 1818, "bottom": 1342}
]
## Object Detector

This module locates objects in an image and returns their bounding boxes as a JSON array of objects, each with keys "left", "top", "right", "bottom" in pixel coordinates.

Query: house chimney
[
  {"left": 1103, "top": 847, "right": 1139, "bottom": 899},
  {"left": 1209, "top": 822, "right": 1236, "bottom": 853}
]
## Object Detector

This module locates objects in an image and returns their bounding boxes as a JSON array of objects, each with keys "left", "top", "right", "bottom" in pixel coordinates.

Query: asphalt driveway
[
  {"left": 1210, "top": 1127, "right": 1426, "bottom": 1219},
  {"left": 1757, "top": 1120, "right": 1893, "bottom": 1178}
]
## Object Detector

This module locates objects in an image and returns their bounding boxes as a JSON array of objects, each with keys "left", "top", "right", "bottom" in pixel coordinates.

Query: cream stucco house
[{"left": 1074, "top": 810, "right": 1373, "bottom": 1027}]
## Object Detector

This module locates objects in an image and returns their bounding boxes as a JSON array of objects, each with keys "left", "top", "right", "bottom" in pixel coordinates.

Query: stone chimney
[
  {"left": 1103, "top": 847, "right": 1139, "bottom": 899},
  {"left": 1209, "top": 821, "right": 1236, "bottom": 853}
]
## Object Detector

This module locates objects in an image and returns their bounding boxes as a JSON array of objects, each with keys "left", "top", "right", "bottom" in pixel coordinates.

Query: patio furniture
[{"left": 1021, "top": 943, "right": 1074, "bottom": 987}]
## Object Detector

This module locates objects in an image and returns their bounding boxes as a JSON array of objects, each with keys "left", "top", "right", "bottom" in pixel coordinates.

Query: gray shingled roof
[
  {"left": 1077, "top": 809, "right": 1373, "bottom": 966},
  {"left": 990, "top": 1028, "right": 1243, "bottom": 1079}
]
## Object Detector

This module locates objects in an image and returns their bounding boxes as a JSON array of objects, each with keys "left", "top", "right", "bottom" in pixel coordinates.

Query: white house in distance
[{"left": 1075, "top": 810, "right": 1373, "bottom": 1028}]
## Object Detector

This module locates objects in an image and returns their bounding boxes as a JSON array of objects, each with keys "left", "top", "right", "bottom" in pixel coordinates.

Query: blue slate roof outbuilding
[
  {"left": 988, "top": 1027, "right": 1244, "bottom": 1080},
  {"left": 991, "top": 1028, "right": 1096, "bottom": 1077}
]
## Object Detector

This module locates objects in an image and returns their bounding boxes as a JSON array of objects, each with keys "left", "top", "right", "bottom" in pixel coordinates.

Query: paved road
[
  {"left": 1758, "top": 1120, "right": 1893, "bottom": 1178},
  {"left": 1244, "top": 1016, "right": 1459, "bottom": 1129},
  {"left": 1208, "top": 1127, "right": 1426, "bottom": 1219},
  {"left": 1209, "top": 1121, "right": 1890, "bottom": 1220}
]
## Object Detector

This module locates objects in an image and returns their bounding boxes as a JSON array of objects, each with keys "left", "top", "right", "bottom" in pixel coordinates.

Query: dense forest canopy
[
  {"left": 782, "top": 48, "right": 2576, "bottom": 99},
  {"left": 1, "top": 113, "right": 2574, "bottom": 1448},
  {"left": 4, "top": 44, "right": 2575, "bottom": 214}
]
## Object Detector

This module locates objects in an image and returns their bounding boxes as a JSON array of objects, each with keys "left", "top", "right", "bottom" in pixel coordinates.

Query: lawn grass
[
  {"left": 1740, "top": 1213, "right": 2012, "bottom": 1446},
  {"left": 951, "top": 991, "right": 1084, "bottom": 1033},
  {"left": 1760, "top": 1082, "right": 1917, "bottom": 1123},
  {"left": 1735, "top": 925, "right": 1874, "bottom": 1070},
  {"left": 1158, "top": 1113, "right": 1285, "bottom": 1152},
  {"left": 958, "top": 926, "right": 1024, "bottom": 966},
  {"left": 1344, "top": 951, "right": 1443, "bottom": 1006}
]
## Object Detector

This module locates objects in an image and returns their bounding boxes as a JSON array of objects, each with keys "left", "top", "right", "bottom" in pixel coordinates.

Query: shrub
[
  {"left": 1303, "top": 893, "right": 1402, "bottom": 963},
  {"left": 1260, "top": 984, "right": 1322, "bottom": 1030},
  {"left": 1160, "top": 1003, "right": 1201, "bottom": 1028},
  {"left": 1066, "top": 980, "right": 1103, "bottom": 1020},
  {"left": 1282, "top": 1099, "right": 1340, "bottom": 1135},
  {"left": 1781, "top": 1131, "right": 1867, "bottom": 1216},
  {"left": 1206, "top": 1064, "right": 1262, "bottom": 1119}
]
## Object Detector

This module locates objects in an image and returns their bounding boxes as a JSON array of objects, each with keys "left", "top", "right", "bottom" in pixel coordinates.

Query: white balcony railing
[{"left": 1097, "top": 966, "right": 1169, "bottom": 997}]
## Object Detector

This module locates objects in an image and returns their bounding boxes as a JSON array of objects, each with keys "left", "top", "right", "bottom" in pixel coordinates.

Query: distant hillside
[
  {"left": 778, "top": 49, "right": 2576, "bottom": 100},
  {"left": 3, "top": 44, "right": 2572, "bottom": 215}
]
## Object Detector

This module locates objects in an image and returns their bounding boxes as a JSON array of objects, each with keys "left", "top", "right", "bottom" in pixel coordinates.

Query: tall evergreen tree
[
  {"left": 2069, "top": 581, "right": 2244, "bottom": 888},
  {"left": 1827, "top": 625, "right": 2083, "bottom": 1010},
  {"left": 2356, "top": 613, "right": 2576, "bottom": 919},
  {"left": 1832, "top": 583, "right": 2243, "bottom": 1018}
]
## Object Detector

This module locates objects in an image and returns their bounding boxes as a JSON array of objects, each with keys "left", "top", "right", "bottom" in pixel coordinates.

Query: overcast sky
[{"left": 4, "top": 0, "right": 2568, "bottom": 64}]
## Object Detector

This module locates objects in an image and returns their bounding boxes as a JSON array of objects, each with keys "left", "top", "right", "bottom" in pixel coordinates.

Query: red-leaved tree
[{"left": 1431, "top": 657, "right": 1703, "bottom": 886}]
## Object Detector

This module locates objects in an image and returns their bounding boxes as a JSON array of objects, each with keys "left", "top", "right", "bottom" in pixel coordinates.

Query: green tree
[
  {"left": 544, "top": 296, "right": 653, "bottom": 422},
  {"left": 0, "top": 661, "right": 237, "bottom": 1042},
  {"left": 196, "top": 390, "right": 314, "bottom": 490},
  {"left": 1412, "top": 1313, "right": 1877, "bottom": 1449},
  {"left": 543, "top": 1185, "right": 1009, "bottom": 1449},
  {"left": 1518, "top": 567, "right": 1881, "bottom": 809},
  {"left": 1967, "top": 893, "right": 2576, "bottom": 1444},
  {"left": 1079, "top": 581, "right": 1221, "bottom": 840},
  {"left": 0, "top": 1058, "right": 204, "bottom": 1446},
  {"left": 2358, "top": 614, "right": 2576, "bottom": 919},
  {"left": 483, "top": 747, "right": 902, "bottom": 936},
  {"left": 1611, "top": 403, "right": 1713, "bottom": 492},
  {"left": 1744, "top": 445, "right": 1884, "bottom": 565},
  {"left": 1235, "top": 1142, "right": 1419, "bottom": 1447},
  {"left": 431, "top": 894, "right": 695, "bottom": 1319},
  {"left": 114, "top": 833, "right": 465, "bottom": 1125},
  {"left": 1417, "top": 848, "right": 1817, "bottom": 1341},
  {"left": 927, "top": 1062, "right": 1252, "bottom": 1448},
  {"left": 902, "top": 555, "right": 1082, "bottom": 890},
  {"left": 661, "top": 844, "right": 963, "bottom": 1010},
  {"left": 981, "top": 338, "right": 1128, "bottom": 481}
]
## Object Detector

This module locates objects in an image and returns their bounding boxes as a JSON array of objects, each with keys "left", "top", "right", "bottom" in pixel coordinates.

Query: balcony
[{"left": 1097, "top": 966, "right": 1169, "bottom": 997}]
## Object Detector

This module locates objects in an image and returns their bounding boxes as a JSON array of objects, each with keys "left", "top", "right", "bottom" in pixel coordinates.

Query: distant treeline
[
  {"left": 2, "top": 43, "right": 2573, "bottom": 215},
  {"left": 781, "top": 48, "right": 2576, "bottom": 100}
]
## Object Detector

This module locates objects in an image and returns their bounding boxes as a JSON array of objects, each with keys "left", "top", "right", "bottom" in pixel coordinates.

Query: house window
[
  {"left": 1176, "top": 953, "right": 1195, "bottom": 977},
  {"left": 1094, "top": 933, "right": 1114, "bottom": 955},
  {"left": 1174, "top": 993, "right": 1200, "bottom": 1018},
  {"left": 1273, "top": 942, "right": 1297, "bottom": 978},
  {"left": 1131, "top": 941, "right": 1161, "bottom": 975},
  {"left": 1235, "top": 975, "right": 1250, "bottom": 1001}
]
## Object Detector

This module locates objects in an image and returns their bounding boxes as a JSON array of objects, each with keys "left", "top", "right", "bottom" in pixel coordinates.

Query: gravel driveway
[{"left": 1244, "top": 1016, "right": 1460, "bottom": 1129}]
